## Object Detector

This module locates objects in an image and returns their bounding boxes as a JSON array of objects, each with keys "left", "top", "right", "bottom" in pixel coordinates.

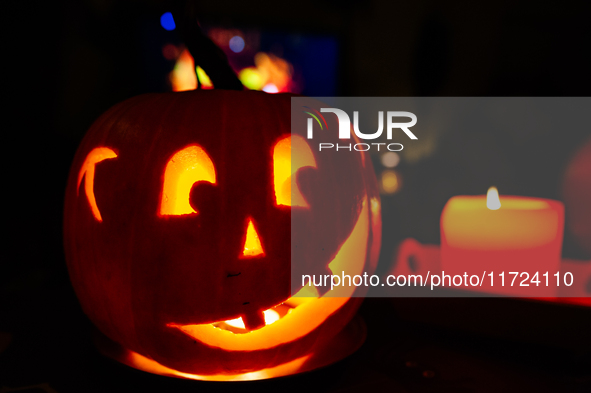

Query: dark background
[{"left": 2, "top": 0, "right": 591, "bottom": 392}]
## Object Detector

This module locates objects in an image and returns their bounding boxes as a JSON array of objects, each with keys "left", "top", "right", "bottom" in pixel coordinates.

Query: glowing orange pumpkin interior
[
  {"left": 78, "top": 135, "right": 316, "bottom": 221},
  {"left": 273, "top": 135, "right": 316, "bottom": 207},
  {"left": 77, "top": 147, "right": 117, "bottom": 221},
  {"left": 159, "top": 145, "right": 216, "bottom": 216},
  {"left": 242, "top": 218, "right": 265, "bottom": 258}
]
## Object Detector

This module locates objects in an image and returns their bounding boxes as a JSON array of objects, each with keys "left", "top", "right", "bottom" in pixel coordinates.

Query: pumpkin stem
[{"left": 171, "top": 0, "right": 244, "bottom": 91}]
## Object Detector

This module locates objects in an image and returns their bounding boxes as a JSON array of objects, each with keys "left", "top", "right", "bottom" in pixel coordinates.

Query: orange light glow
[
  {"left": 273, "top": 135, "right": 317, "bottom": 207},
  {"left": 160, "top": 145, "right": 216, "bottom": 216},
  {"left": 169, "top": 287, "right": 351, "bottom": 352},
  {"left": 241, "top": 219, "right": 264, "bottom": 257},
  {"left": 254, "top": 52, "right": 292, "bottom": 92},
  {"left": 124, "top": 348, "right": 311, "bottom": 381},
  {"left": 169, "top": 49, "right": 214, "bottom": 91},
  {"left": 238, "top": 52, "right": 294, "bottom": 92},
  {"left": 285, "top": 285, "right": 319, "bottom": 307},
  {"left": 380, "top": 170, "right": 399, "bottom": 194},
  {"left": 170, "top": 49, "right": 197, "bottom": 91},
  {"left": 169, "top": 40, "right": 297, "bottom": 92},
  {"left": 486, "top": 186, "right": 501, "bottom": 210},
  {"left": 77, "top": 147, "right": 118, "bottom": 221},
  {"left": 370, "top": 197, "right": 381, "bottom": 226}
]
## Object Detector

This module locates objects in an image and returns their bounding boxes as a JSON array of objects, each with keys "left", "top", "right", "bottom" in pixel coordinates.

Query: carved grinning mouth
[
  {"left": 213, "top": 303, "right": 294, "bottom": 333},
  {"left": 167, "top": 293, "right": 313, "bottom": 334},
  {"left": 166, "top": 196, "right": 372, "bottom": 351}
]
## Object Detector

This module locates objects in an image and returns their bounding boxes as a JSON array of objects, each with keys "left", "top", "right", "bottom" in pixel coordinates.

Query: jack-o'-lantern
[{"left": 63, "top": 90, "right": 381, "bottom": 380}]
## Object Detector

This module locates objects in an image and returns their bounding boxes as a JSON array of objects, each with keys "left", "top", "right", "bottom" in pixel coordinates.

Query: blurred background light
[
  {"left": 253, "top": 52, "right": 292, "bottom": 92},
  {"left": 262, "top": 83, "right": 278, "bottom": 93},
  {"left": 160, "top": 12, "right": 176, "bottom": 31},
  {"left": 381, "top": 170, "right": 400, "bottom": 194},
  {"left": 167, "top": 46, "right": 295, "bottom": 93},
  {"left": 381, "top": 152, "right": 400, "bottom": 168},
  {"left": 239, "top": 68, "right": 265, "bottom": 90},
  {"left": 229, "top": 36, "right": 245, "bottom": 53},
  {"left": 196, "top": 66, "right": 213, "bottom": 89},
  {"left": 161, "top": 44, "right": 179, "bottom": 60},
  {"left": 169, "top": 49, "right": 196, "bottom": 91},
  {"left": 168, "top": 49, "right": 214, "bottom": 91},
  {"left": 158, "top": 26, "right": 336, "bottom": 95}
]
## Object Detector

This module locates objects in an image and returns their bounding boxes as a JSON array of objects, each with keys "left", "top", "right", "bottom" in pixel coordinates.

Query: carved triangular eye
[
  {"left": 273, "top": 135, "right": 316, "bottom": 207},
  {"left": 159, "top": 145, "right": 216, "bottom": 216},
  {"left": 78, "top": 147, "right": 118, "bottom": 221}
]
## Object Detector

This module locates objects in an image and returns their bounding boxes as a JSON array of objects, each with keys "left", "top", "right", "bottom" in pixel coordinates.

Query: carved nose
[{"left": 241, "top": 218, "right": 264, "bottom": 258}]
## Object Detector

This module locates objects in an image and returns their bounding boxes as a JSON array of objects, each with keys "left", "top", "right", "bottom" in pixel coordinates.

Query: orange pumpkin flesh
[{"left": 64, "top": 90, "right": 381, "bottom": 377}]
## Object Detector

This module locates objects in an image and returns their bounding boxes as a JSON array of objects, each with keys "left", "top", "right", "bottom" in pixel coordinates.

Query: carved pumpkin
[{"left": 63, "top": 90, "right": 381, "bottom": 379}]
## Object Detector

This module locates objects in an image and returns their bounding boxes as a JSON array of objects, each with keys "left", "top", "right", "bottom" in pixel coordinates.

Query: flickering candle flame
[{"left": 486, "top": 187, "right": 501, "bottom": 210}]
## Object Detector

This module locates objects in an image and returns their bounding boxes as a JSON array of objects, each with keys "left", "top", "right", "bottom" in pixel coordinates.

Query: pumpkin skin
[{"left": 63, "top": 90, "right": 381, "bottom": 376}]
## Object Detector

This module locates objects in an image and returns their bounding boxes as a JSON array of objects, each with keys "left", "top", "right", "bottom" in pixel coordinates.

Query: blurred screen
[{"left": 149, "top": 17, "right": 339, "bottom": 96}]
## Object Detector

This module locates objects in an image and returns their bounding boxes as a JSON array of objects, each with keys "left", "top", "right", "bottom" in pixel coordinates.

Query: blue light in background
[
  {"left": 229, "top": 36, "right": 245, "bottom": 53},
  {"left": 160, "top": 12, "right": 176, "bottom": 31}
]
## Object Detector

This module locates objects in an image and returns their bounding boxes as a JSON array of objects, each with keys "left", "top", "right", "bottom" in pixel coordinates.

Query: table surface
[{"left": 1, "top": 280, "right": 590, "bottom": 393}]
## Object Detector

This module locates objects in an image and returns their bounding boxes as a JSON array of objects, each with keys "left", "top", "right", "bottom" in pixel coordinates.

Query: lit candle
[{"left": 441, "top": 187, "right": 564, "bottom": 296}]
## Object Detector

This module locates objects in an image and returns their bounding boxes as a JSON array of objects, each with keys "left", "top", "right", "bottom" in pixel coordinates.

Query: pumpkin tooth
[{"left": 242, "top": 310, "right": 266, "bottom": 330}]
